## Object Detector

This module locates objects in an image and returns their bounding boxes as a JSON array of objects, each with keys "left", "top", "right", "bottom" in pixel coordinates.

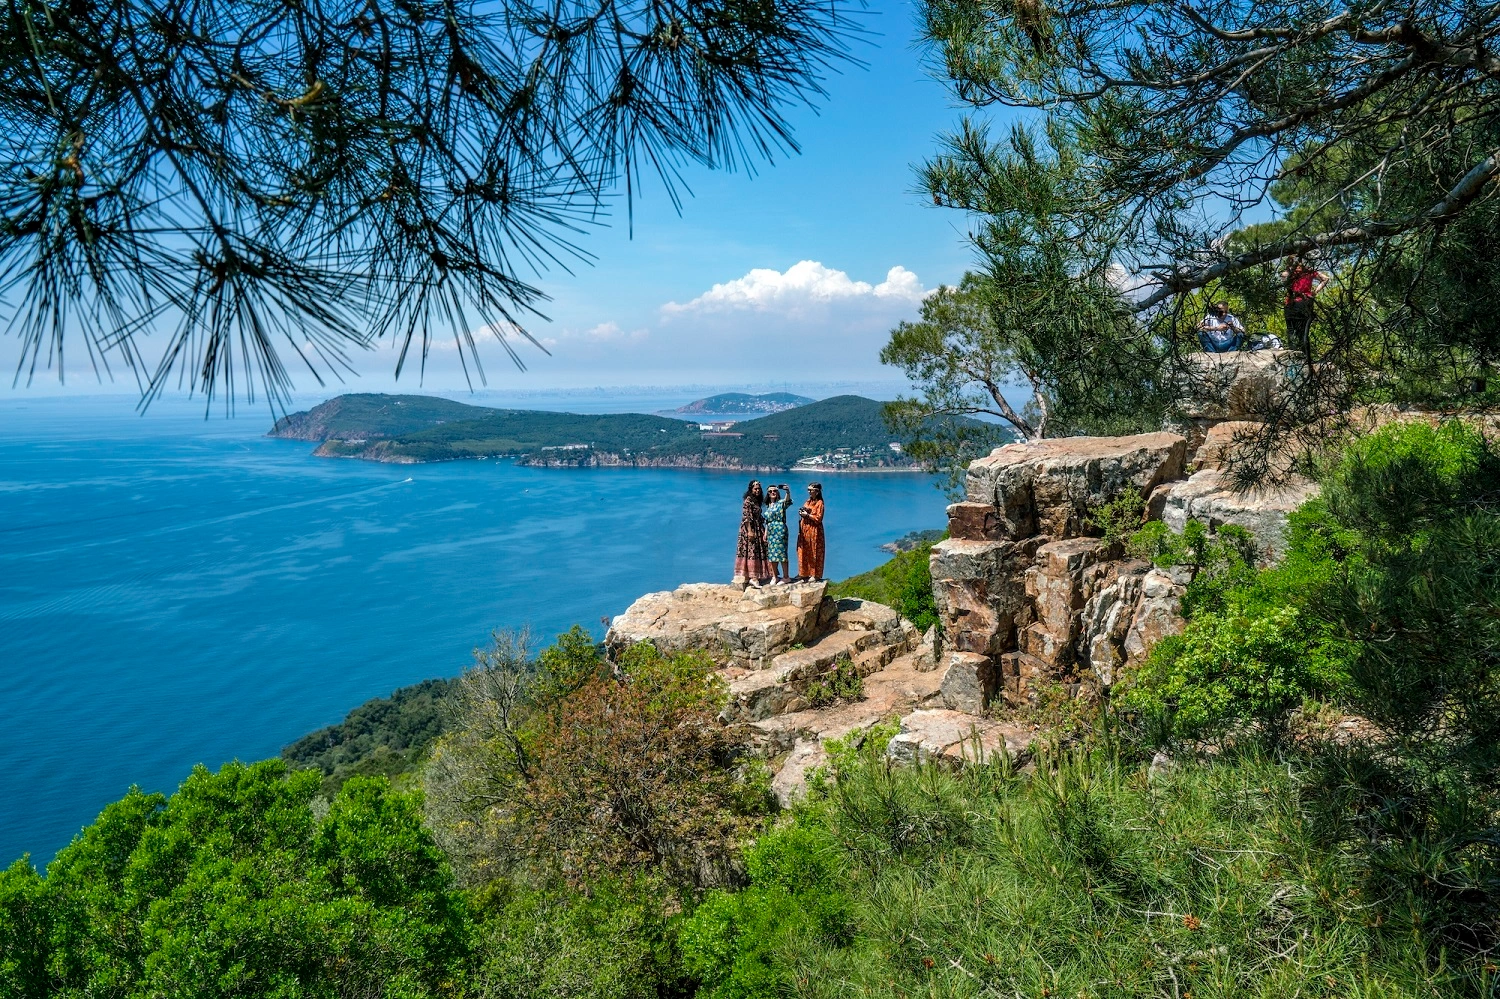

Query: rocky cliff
[
  {"left": 931, "top": 350, "right": 1317, "bottom": 709},
  {"left": 604, "top": 352, "right": 1318, "bottom": 801}
]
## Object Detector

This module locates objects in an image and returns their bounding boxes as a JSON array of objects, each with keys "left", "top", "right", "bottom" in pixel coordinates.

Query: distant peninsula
[
  {"left": 672, "top": 391, "right": 814, "bottom": 416},
  {"left": 268, "top": 393, "right": 998, "bottom": 471}
]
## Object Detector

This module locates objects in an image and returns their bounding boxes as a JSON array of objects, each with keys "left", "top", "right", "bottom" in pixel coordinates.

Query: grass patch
[{"left": 685, "top": 740, "right": 1489, "bottom": 998}]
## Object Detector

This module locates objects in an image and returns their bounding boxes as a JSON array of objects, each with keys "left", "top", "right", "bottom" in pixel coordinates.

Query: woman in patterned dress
[
  {"left": 734, "top": 480, "right": 773, "bottom": 586},
  {"left": 796, "top": 482, "right": 825, "bottom": 582},
  {"left": 763, "top": 484, "right": 792, "bottom": 583}
]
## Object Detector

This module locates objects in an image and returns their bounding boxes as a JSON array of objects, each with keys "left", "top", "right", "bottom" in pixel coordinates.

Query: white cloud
[
  {"left": 470, "top": 260, "right": 943, "bottom": 385},
  {"left": 1106, "top": 263, "right": 1152, "bottom": 301},
  {"left": 662, "top": 261, "right": 928, "bottom": 316},
  {"left": 543, "top": 321, "right": 649, "bottom": 345}
]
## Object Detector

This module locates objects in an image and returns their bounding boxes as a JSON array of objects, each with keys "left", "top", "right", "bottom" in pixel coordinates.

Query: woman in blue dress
[{"left": 763, "top": 484, "right": 792, "bottom": 583}]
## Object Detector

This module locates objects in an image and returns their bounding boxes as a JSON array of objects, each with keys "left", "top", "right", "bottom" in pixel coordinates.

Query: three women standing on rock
[{"left": 733, "top": 479, "right": 825, "bottom": 586}]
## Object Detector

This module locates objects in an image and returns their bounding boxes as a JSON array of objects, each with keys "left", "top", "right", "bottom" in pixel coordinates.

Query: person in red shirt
[{"left": 1280, "top": 256, "right": 1327, "bottom": 361}]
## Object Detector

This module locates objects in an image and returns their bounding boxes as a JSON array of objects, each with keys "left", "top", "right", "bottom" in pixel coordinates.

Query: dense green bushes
[
  {"left": 1125, "top": 508, "right": 1357, "bottom": 741},
  {"left": 0, "top": 762, "right": 468, "bottom": 998},
  {"left": 424, "top": 629, "right": 772, "bottom": 892}
]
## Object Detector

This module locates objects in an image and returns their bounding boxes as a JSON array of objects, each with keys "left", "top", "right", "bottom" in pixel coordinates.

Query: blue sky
[{"left": 3, "top": 0, "right": 996, "bottom": 401}]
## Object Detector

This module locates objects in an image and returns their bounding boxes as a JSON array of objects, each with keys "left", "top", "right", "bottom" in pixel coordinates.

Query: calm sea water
[{"left": 0, "top": 394, "right": 946, "bottom": 866}]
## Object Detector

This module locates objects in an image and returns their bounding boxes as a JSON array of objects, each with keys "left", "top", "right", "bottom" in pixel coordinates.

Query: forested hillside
[{"left": 268, "top": 394, "right": 997, "bottom": 469}]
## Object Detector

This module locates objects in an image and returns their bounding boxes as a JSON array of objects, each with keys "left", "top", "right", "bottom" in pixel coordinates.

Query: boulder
[
  {"left": 964, "top": 433, "right": 1187, "bottom": 539},
  {"left": 606, "top": 581, "right": 828, "bottom": 667},
  {"left": 1190, "top": 420, "right": 1264, "bottom": 471},
  {"left": 1175, "top": 350, "right": 1295, "bottom": 423},
  {"left": 834, "top": 597, "right": 908, "bottom": 647},
  {"left": 947, "top": 501, "right": 1005, "bottom": 541},
  {"left": 1159, "top": 468, "right": 1319, "bottom": 556},
  {"left": 886, "top": 709, "right": 1033, "bottom": 767},
  {"left": 771, "top": 739, "right": 827, "bottom": 807},
  {"left": 929, "top": 538, "right": 1038, "bottom": 656},
  {"left": 938, "top": 651, "right": 997, "bottom": 713},
  {"left": 1122, "top": 568, "right": 1188, "bottom": 662},
  {"left": 1078, "top": 568, "right": 1141, "bottom": 686},
  {"left": 913, "top": 625, "right": 942, "bottom": 672},
  {"left": 1024, "top": 538, "right": 1111, "bottom": 664},
  {"left": 722, "top": 669, "right": 806, "bottom": 723}
]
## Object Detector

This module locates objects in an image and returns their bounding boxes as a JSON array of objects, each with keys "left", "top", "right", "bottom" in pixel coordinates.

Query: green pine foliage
[
  {"left": 465, "top": 875, "right": 685, "bottom": 999},
  {"left": 676, "top": 740, "right": 1486, "bottom": 997},
  {"left": 679, "top": 825, "right": 853, "bottom": 999},
  {"left": 0, "top": 762, "right": 469, "bottom": 998}
]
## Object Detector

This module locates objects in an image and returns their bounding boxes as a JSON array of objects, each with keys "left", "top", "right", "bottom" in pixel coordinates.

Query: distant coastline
[{"left": 269, "top": 392, "right": 1004, "bottom": 473}]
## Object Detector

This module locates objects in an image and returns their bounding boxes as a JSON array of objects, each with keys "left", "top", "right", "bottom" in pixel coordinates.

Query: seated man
[{"left": 1196, "top": 301, "right": 1246, "bottom": 352}]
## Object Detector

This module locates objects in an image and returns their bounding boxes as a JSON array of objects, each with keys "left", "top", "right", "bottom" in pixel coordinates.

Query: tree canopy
[
  {"left": 0, "top": 0, "right": 858, "bottom": 405},
  {"left": 903, "top": 0, "right": 1500, "bottom": 444},
  {"left": 922, "top": 0, "right": 1500, "bottom": 299},
  {"left": 0, "top": 761, "right": 469, "bottom": 997}
]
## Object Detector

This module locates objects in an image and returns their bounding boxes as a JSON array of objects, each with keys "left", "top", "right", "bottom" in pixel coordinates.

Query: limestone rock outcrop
[
  {"left": 927, "top": 433, "right": 1200, "bottom": 706},
  {"left": 609, "top": 581, "right": 955, "bottom": 805},
  {"left": 926, "top": 414, "right": 1322, "bottom": 705},
  {"left": 606, "top": 581, "right": 830, "bottom": 668},
  {"left": 885, "top": 709, "right": 1034, "bottom": 767},
  {"left": 964, "top": 432, "right": 1187, "bottom": 538},
  {"left": 1174, "top": 350, "right": 1296, "bottom": 426},
  {"left": 1158, "top": 469, "right": 1318, "bottom": 555}
]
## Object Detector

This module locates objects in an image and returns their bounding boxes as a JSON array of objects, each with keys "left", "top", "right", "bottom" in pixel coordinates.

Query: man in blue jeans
[{"left": 1196, "top": 301, "right": 1245, "bottom": 352}]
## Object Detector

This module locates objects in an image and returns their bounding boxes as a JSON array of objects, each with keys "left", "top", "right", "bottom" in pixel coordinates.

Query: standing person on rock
[
  {"left": 734, "top": 480, "right": 773, "bottom": 587},
  {"left": 763, "top": 484, "right": 792, "bottom": 584},
  {"left": 1280, "top": 256, "right": 1327, "bottom": 363},
  {"left": 796, "top": 482, "right": 826, "bottom": 582}
]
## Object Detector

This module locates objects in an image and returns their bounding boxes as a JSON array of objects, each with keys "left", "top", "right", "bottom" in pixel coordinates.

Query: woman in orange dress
[{"left": 796, "top": 482, "right": 825, "bottom": 581}]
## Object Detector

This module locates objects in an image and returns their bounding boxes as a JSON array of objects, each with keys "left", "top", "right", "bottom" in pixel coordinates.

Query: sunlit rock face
[
  {"left": 931, "top": 420, "right": 1315, "bottom": 708},
  {"left": 608, "top": 390, "right": 1320, "bottom": 801}
]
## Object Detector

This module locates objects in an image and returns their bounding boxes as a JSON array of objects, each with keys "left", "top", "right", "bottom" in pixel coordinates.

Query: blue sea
[{"left": 0, "top": 393, "right": 947, "bottom": 866}]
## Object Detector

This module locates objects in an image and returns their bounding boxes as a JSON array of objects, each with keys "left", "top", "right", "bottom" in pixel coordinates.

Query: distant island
[
  {"left": 672, "top": 392, "right": 814, "bottom": 416},
  {"left": 268, "top": 393, "right": 1000, "bottom": 471}
]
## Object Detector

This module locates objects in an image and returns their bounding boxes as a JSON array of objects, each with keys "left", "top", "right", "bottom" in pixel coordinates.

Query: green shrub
[
  {"left": 1084, "top": 484, "right": 1145, "bottom": 546},
  {"left": 0, "top": 763, "right": 469, "bottom": 999},
  {"left": 1126, "top": 604, "right": 1353, "bottom": 740},
  {"left": 804, "top": 655, "right": 863, "bottom": 708},
  {"left": 1128, "top": 517, "right": 1258, "bottom": 617},
  {"left": 1121, "top": 506, "right": 1356, "bottom": 740},
  {"left": 828, "top": 538, "right": 944, "bottom": 634},
  {"left": 466, "top": 875, "right": 682, "bottom": 999},
  {"left": 679, "top": 825, "right": 853, "bottom": 999}
]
